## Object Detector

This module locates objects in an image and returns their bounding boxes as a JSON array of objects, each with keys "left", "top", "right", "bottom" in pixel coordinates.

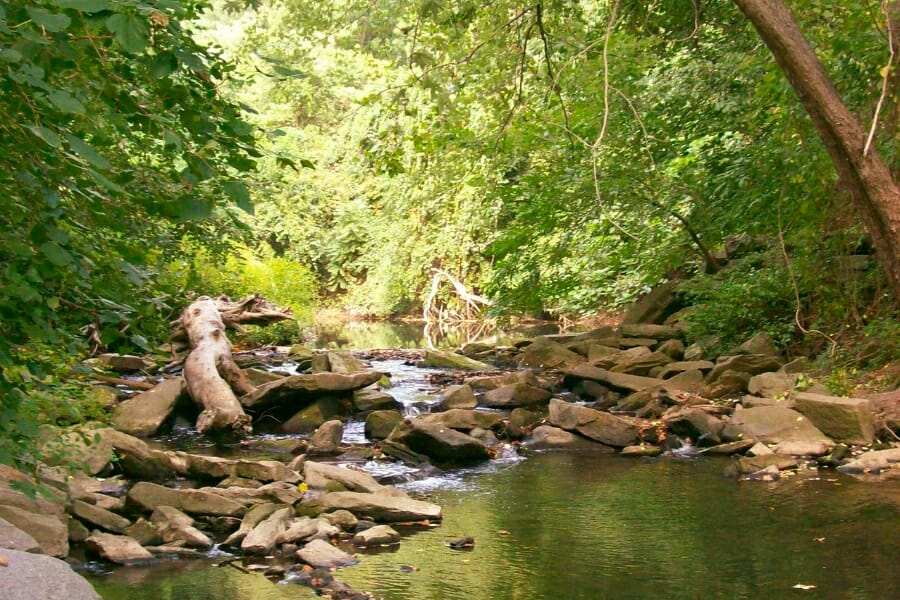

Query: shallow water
[{"left": 88, "top": 452, "right": 900, "bottom": 600}]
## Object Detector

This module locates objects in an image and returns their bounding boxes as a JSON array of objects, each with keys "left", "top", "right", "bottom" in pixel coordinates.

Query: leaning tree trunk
[
  {"left": 176, "top": 294, "right": 293, "bottom": 437},
  {"left": 734, "top": 0, "right": 900, "bottom": 303}
]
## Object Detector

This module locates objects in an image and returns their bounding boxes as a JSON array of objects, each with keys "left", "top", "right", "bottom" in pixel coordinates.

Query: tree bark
[
  {"left": 733, "top": 0, "right": 900, "bottom": 302},
  {"left": 177, "top": 294, "right": 293, "bottom": 437}
]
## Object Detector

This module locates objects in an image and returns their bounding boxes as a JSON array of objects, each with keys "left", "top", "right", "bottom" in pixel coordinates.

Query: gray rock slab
[
  {"left": 304, "top": 461, "right": 407, "bottom": 498},
  {"left": 241, "top": 371, "right": 383, "bottom": 410},
  {"left": 112, "top": 376, "right": 185, "bottom": 437},
  {"left": 0, "top": 548, "right": 101, "bottom": 600},
  {"left": 423, "top": 350, "right": 491, "bottom": 370},
  {"left": 0, "top": 516, "right": 40, "bottom": 552},
  {"left": 127, "top": 482, "right": 246, "bottom": 517},
  {"left": 480, "top": 383, "right": 551, "bottom": 408},
  {"left": 792, "top": 392, "right": 875, "bottom": 446},
  {"left": 296, "top": 538, "right": 358, "bottom": 568},
  {"left": 84, "top": 531, "right": 153, "bottom": 564},
  {"left": 0, "top": 505, "right": 68, "bottom": 557},
  {"left": 730, "top": 405, "right": 834, "bottom": 447},
  {"left": 70, "top": 499, "right": 131, "bottom": 534},
  {"left": 548, "top": 399, "right": 639, "bottom": 447},
  {"left": 563, "top": 365, "right": 661, "bottom": 393},
  {"left": 300, "top": 492, "right": 442, "bottom": 523}
]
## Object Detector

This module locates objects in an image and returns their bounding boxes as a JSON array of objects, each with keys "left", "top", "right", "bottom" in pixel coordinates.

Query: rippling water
[{"left": 88, "top": 452, "right": 900, "bottom": 600}]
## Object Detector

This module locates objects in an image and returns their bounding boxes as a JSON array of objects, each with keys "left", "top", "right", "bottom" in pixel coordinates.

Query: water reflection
[{"left": 89, "top": 454, "right": 900, "bottom": 600}]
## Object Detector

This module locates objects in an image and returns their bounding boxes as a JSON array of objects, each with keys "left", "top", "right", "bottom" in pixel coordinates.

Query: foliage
[{"left": 0, "top": 0, "right": 261, "bottom": 472}]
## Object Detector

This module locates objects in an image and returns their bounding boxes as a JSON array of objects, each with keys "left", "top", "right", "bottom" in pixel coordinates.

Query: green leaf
[
  {"left": 47, "top": 89, "right": 86, "bottom": 114},
  {"left": 46, "top": 296, "right": 60, "bottom": 310},
  {"left": 87, "top": 168, "right": 123, "bottom": 193},
  {"left": 150, "top": 52, "right": 178, "bottom": 78},
  {"left": 163, "top": 129, "right": 182, "bottom": 150},
  {"left": 65, "top": 133, "right": 110, "bottom": 169},
  {"left": 26, "top": 125, "right": 62, "bottom": 148},
  {"left": 299, "top": 158, "right": 316, "bottom": 169},
  {"left": 106, "top": 13, "right": 149, "bottom": 54},
  {"left": 185, "top": 153, "right": 216, "bottom": 181},
  {"left": 223, "top": 180, "right": 253, "bottom": 214},
  {"left": 55, "top": 0, "right": 110, "bottom": 12},
  {"left": 40, "top": 241, "right": 73, "bottom": 266},
  {"left": 130, "top": 334, "right": 150, "bottom": 351},
  {"left": 26, "top": 7, "right": 71, "bottom": 32}
]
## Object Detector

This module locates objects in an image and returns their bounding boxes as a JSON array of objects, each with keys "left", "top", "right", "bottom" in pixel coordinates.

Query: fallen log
[{"left": 177, "top": 294, "right": 293, "bottom": 437}]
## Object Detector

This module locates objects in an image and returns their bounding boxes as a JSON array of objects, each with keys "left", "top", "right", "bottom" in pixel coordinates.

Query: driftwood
[
  {"left": 423, "top": 268, "right": 493, "bottom": 323},
  {"left": 176, "top": 294, "right": 293, "bottom": 437}
]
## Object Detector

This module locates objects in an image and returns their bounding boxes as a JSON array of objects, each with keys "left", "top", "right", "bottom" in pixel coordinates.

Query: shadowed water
[{"left": 88, "top": 452, "right": 900, "bottom": 600}]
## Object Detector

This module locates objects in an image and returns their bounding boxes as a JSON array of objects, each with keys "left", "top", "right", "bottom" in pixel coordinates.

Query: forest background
[{"left": 1, "top": 0, "right": 898, "bottom": 474}]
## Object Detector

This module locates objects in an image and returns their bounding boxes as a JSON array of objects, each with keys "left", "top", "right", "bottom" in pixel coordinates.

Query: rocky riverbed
[{"left": 1, "top": 323, "right": 899, "bottom": 599}]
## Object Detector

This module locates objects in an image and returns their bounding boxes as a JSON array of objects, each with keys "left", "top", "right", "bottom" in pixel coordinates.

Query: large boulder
[
  {"left": 424, "top": 350, "right": 491, "bottom": 370},
  {"left": 707, "top": 354, "right": 785, "bottom": 383},
  {"left": 126, "top": 481, "right": 246, "bottom": 517},
  {"left": 791, "top": 392, "right": 875, "bottom": 446},
  {"left": 84, "top": 532, "right": 153, "bottom": 564},
  {"left": 308, "top": 420, "right": 344, "bottom": 454},
  {"left": 480, "top": 383, "right": 551, "bottom": 408},
  {"left": 621, "top": 280, "right": 680, "bottom": 325},
  {"left": 352, "top": 387, "right": 402, "bottom": 412},
  {"left": 728, "top": 332, "right": 782, "bottom": 357},
  {"left": 547, "top": 399, "right": 639, "bottom": 447},
  {"left": 42, "top": 425, "right": 114, "bottom": 476},
  {"left": 747, "top": 371, "right": 796, "bottom": 398},
  {"left": 103, "top": 429, "right": 177, "bottom": 481},
  {"left": 0, "top": 506, "right": 68, "bottom": 558},
  {"left": 563, "top": 365, "right": 661, "bottom": 394},
  {"left": 296, "top": 538, "right": 358, "bottom": 568},
  {"left": 465, "top": 370, "right": 540, "bottom": 391},
  {"left": 112, "top": 376, "right": 186, "bottom": 437},
  {"left": 364, "top": 410, "right": 403, "bottom": 440},
  {"left": 321, "top": 351, "right": 368, "bottom": 374},
  {"left": 525, "top": 425, "right": 614, "bottom": 451},
  {"left": 0, "top": 548, "right": 101, "bottom": 600},
  {"left": 241, "top": 371, "right": 383, "bottom": 411},
  {"left": 299, "top": 492, "right": 442, "bottom": 523},
  {"left": 387, "top": 418, "right": 489, "bottom": 465},
  {"left": 516, "top": 337, "right": 587, "bottom": 370},
  {"left": 438, "top": 384, "right": 478, "bottom": 410},
  {"left": 418, "top": 409, "right": 504, "bottom": 432},
  {"left": 729, "top": 406, "right": 834, "bottom": 448},
  {"left": 0, "top": 516, "right": 40, "bottom": 552},
  {"left": 278, "top": 397, "right": 346, "bottom": 434}
]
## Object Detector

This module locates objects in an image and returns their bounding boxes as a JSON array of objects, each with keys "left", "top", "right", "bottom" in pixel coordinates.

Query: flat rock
[
  {"left": 241, "top": 371, "right": 383, "bottom": 410},
  {"left": 480, "top": 383, "right": 551, "bottom": 408},
  {"left": 747, "top": 371, "right": 796, "bottom": 398},
  {"left": 465, "top": 370, "right": 539, "bottom": 391},
  {"left": 352, "top": 524, "right": 400, "bottom": 546},
  {"left": 563, "top": 365, "right": 661, "bottom": 394},
  {"left": 836, "top": 448, "right": 900, "bottom": 474},
  {"left": 525, "top": 425, "right": 613, "bottom": 450},
  {"left": 418, "top": 409, "right": 503, "bottom": 431},
  {"left": 103, "top": 429, "right": 177, "bottom": 481},
  {"left": 609, "top": 351, "right": 672, "bottom": 376},
  {"left": 69, "top": 499, "right": 131, "bottom": 534},
  {"left": 84, "top": 532, "right": 153, "bottom": 564},
  {"left": 707, "top": 354, "right": 785, "bottom": 383},
  {"left": 621, "top": 445, "right": 663, "bottom": 457},
  {"left": 0, "top": 548, "right": 101, "bottom": 600},
  {"left": 242, "top": 506, "right": 292, "bottom": 554},
  {"left": 112, "top": 377, "right": 185, "bottom": 437},
  {"left": 169, "top": 452, "right": 237, "bottom": 481},
  {"left": 352, "top": 387, "right": 402, "bottom": 412},
  {"left": 773, "top": 440, "right": 832, "bottom": 456},
  {"left": 723, "top": 455, "right": 799, "bottom": 477},
  {"left": 223, "top": 503, "right": 286, "bottom": 547},
  {"left": 730, "top": 405, "right": 834, "bottom": 448},
  {"left": 548, "top": 399, "right": 639, "bottom": 447},
  {"left": 235, "top": 460, "right": 301, "bottom": 483},
  {"left": 438, "top": 384, "right": 478, "bottom": 410},
  {"left": 0, "top": 505, "right": 68, "bottom": 557},
  {"left": 296, "top": 538, "right": 358, "bottom": 568},
  {"left": 618, "top": 323, "right": 681, "bottom": 340},
  {"left": 516, "top": 337, "right": 587, "bottom": 370},
  {"left": 663, "top": 407, "right": 724, "bottom": 446},
  {"left": 658, "top": 361, "right": 715, "bottom": 379},
  {"left": 304, "top": 461, "right": 407, "bottom": 498},
  {"left": 300, "top": 492, "right": 442, "bottom": 523},
  {"left": 702, "top": 439, "right": 756, "bottom": 455},
  {"left": 424, "top": 349, "right": 491, "bottom": 370},
  {"left": 792, "top": 392, "right": 875, "bottom": 446},
  {"left": 127, "top": 482, "right": 246, "bottom": 517},
  {"left": 150, "top": 505, "right": 213, "bottom": 549}
]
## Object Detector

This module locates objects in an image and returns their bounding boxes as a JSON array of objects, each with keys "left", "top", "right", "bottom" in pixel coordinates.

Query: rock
[
  {"left": 300, "top": 492, "right": 442, "bottom": 523},
  {"left": 242, "top": 506, "right": 292, "bottom": 554},
  {"left": 124, "top": 518, "right": 161, "bottom": 546},
  {"left": 223, "top": 503, "right": 285, "bottom": 547},
  {"left": 84, "top": 532, "right": 153, "bottom": 564},
  {"left": 126, "top": 482, "right": 246, "bottom": 517},
  {"left": 296, "top": 539, "right": 358, "bottom": 568},
  {"left": 42, "top": 425, "right": 114, "bottom": 476},
  {"left": 423, "top": 350, "right": 491, "bottom": 370},
  {"left": 352, "top": 524, "right": 400, "bottom": 546},
  {"left": 621, "top": 445, "right": 663, "bottom": 457},
  {"left": 304, "top": 462, "right": 407, "bottom": 498},
  {"left": 169, "top": 452, "right": 236, "bottom": 481},
  {"left": 656, "top": 338, "right": 686, "bottom": 359},
  {"left": 241, "top": 371, "right": 383, "bottom": 411},
  {"left": 448, "top": 536, "right": 475, "bottom": 549},
  {"left": 837, "top": 448, "right": 900, "bottom": 474},
  {"left": 111, "top": 377, "right": 186, "bottom": 437},
  {"left": 701, "top": 440, "right": 755, "bottom": 455},
  {"left": 739, "top": 395, "right": 794, "bottom": 409},
  {"left": 418, "top": 409, "right": 504, "bottom": 431},
  {"left": 68, "top": 517, "right": 90, "bottom": 543},
  {"left": 619, "top": 323, "right": 681, "bottom": 340},
  {"left": 663, "top": 407, "right": 724, "bottom": 446},
  {"left": 278, "top": 517, "right": 337, "bottom": 544},
  {"left": 665, "top": 369, "right": 706, "bottom": 394},
  {"left": 728, "top": 332, "right": 782, "bottom": 357},
  {"left": 702, "top": 369, "right": 751, "bottom": 398},
  {"left": 621, "top": 280, "right": 680, "bottom": 325},
  {"left": 585, "top": 344, "right": 623, "bottom": 367},
  {"left": 235, "top": 460, "right": 301, "bottom": 483},
  {"left": 461, "top": 342, "right": 494, "bottom": 357},
  {"left": 609, "top": 350, "right": 672, "bottom": 376},
  {"left": 279, "top": 397, "right": 345, "bottom": 434},
  {"left": 352, "top": 388, "right": 402, "bottom": 412},
  {"left": 743, "top": 464, "right": 781, "bottom": 481},
  {"left": 0, "top": 548, "right": 101, "bottom": 600},
  {"left": 525, "top": 425, "right": 612, "bottom": 450},
  {"left": 465, "top": 370, "right": 540, "bottom": 391},
  {"left": 438, "top": 384, "right": 478, "bottom": 410},
  {"left": 213, "top": 481, "right": 303, "bottom": 506},
  {"left": 150, "top": 506, "right": 213, "bottom": 549},
  {"left": 365, "top": 410, "right": 403, "bottom": 440},
  {"left": 563, "top": 365, "right": 661, "bottom": 394},
  {"left": 723, "top": 455, "right": 799, "bottom": 477},
  {"left": 707, "top": 354, "right": 785, "bottom": 383},
  {"left": 547, "top": 399, "right": 639, "bottom": 447},
  {"left": 0, "top": 505, "right": 68, "bottom": 558},
  {"left": 387, "top": 419, "right": 489, "bottom": 465},
  {"left": 308, "top": 420, "right": 344, "bottom": 454},
  {"left": 747, "top": 371, "right": 796, "bottom": 398},
  {"left": 516, "top": 337, "right": 587, "bottom": 370},
  {"left": 730, "top": 406, "right": 834, "bottom": 449},
  {"left": 97, "top": 353, "right": 153, "bottom": 373},
  {"left": 657, "top": 361, "right": 715, "bottom": 379},
  {"left": 323, "top": 351, "right": 368, "bottom": 374},
  {"left": 507, "top": 407, "right": 542, "bottom": 439},
  {"left": 69, "top": 499, "right": 131, "bottom": 534},
  {"left": 103, "top": 429, "right": 177, "bottom": 481},
  {"left": 870, "top": 389, "right": 900, "bottom": 434},
  {"left": 747, "top": 442, "right": 773, "bottom": 456},
  {"left": 792, "top": 392, "right": 875, "bottom": 446},
  {"left": 321, "top": 510, "right": 359, "bottom": 531},
  {"left": 0, "top": 516, "right": 40, "bottom": 552},
  {"left": 773, "top": 440, "right": 832, "bottom": 456},
  {"left": 480, "top": 383, "right": 552, "bottom": 408}
]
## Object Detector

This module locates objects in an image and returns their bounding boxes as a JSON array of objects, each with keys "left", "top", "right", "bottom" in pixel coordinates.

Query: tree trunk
[
  {"left": 733, "top": 0, "right": 900, "bottom": 302},
  {"left": 177, "top": 294, "right": 293, "bottom": 437}
]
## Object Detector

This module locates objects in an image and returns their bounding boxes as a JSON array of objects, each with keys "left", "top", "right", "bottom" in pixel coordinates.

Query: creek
[{"left": 85, "top": 321, "right": 900, "bottom": 600}]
